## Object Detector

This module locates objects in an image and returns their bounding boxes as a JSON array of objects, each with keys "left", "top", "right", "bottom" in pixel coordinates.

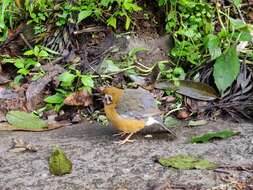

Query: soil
[{"left": 0, "top": 120, "right": 253, "bottom": 190}]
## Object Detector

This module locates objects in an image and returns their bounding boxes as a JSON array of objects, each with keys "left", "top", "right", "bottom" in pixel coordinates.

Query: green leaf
[
  {"left": 6, "top": 111, "right": 47, "bottom": 129},
  {"left": 77, "top": 10, "right": 92, "bottom": 23},
  {"left": 24, "top": 49, "right": 34, "bottom": 56},
  {"left": 38, "top": 50, "right": 49, "bottom": 57},
  {"left": 14, "top": 59, "right": 25, "bottom": 68},
  {"left": 238, "top": 31, "right": 252, "bottom": 42},
  {"left": 107, "top": 16, "right": 117, "bottom": 29},
  {"left": 44, "top": 93, "right": 65, "bottom": 104},
  {"left": 213, "top": 46, "right": 240, "bottom": 94},
  {"left": 25, "top": 59, "right": 40, "bottom": 68},
  {"left": 232, "top": 0, "right": 241, "bottom": 8},
  {"left": 58, "top": 72, "right": 76, "bottom": 87},
  {"left": 125, "top": 15, "right": 131, "bottom": 30},
  {"left": 123, "top": 0, "right": 142, "bottom": 11},
  {"left": 98, "top": 59, "right": 121, "bottom": 74},
  {"left": 190, "top": 130, "right": 240, "bottom": 143},
  {"left": 17, "top": 68, "right": 29, "bottom": 76},
  {"left": 164, "top": 116, "right": 184, "bottom": 128},
  {"left": 205, "top": 34, "right": 221, "bottom": 60},
  {"left": 81, "top": 75, "right": 94, "bottom": 88},
  {"left": 13, "top": 75, "right": 24, "bottom": 85},
  {"left": 128, "top": 47, "right": 149, "bottom": 57},
  {"left": 49, "top": 148, "right": 72, "bottom": 176},
  {"left": 34, "top": 46, "right": 40, "bottom": 56},
  {"left": 155, "top": 80, "right": 219, "bottom": 101},
  {"left": 158, "top": 155, "right": 218, "bottom": 169},
  {"left": 229, "top": 18, "right": 246, "bottom": 30}
]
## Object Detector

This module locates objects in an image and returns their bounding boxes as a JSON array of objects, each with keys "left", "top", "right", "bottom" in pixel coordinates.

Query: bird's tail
[
  {"left": 158, "top": 122, "right": 177, "bottom": 138},
  {"left": 145, "top": 117, "right": 177, "bottom": 137}
]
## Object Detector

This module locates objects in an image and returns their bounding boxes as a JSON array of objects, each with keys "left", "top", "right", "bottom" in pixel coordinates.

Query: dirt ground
[{"left": 0, "top": 120, "right": 253, "bottom": 190}]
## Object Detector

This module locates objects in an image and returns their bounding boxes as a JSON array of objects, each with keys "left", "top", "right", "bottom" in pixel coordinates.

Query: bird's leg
[
  {"left": 114, "top": 133, "right": 135, "bottom": 145},
  {"left": 113, "top": 132, "right": 127, "bottom": 137}
]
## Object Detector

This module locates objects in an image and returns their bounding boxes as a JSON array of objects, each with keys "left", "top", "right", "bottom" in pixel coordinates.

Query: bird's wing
[{"left": 115, "top": 88, "right": 160, "bottom": 119}]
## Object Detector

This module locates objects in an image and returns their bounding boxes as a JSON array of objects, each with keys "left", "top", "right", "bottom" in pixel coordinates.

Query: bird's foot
[
  {"left": 112, "top": 132, "right": 127, "bottom": 137},
  {"left": 113, "top": 139, "right": 136, "bottom": 145},
  {"left": 113, "top": 133, "right": 135, "bottom": 145}
]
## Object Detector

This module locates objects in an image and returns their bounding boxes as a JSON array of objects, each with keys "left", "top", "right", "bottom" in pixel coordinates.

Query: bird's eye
[{"left": 103, "top": 94, "right": 113, "bottom": 105}]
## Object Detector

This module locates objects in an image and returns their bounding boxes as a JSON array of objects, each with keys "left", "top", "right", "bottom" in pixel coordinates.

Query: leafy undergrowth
[{"left": 0, "top": 0, "right": 253, "bottom": 128}]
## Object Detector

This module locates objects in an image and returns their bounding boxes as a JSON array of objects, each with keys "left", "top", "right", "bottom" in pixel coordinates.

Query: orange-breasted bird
[{"left": 101, "top": 87, "right": 176, "bottom": 144}]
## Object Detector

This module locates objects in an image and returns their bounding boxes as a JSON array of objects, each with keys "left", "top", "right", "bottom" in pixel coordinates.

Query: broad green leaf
[
  {"left": 232, "top": 0, "right": 241, "bottom": 8},
  {"left": 229, "top": 18, "right": 246, "bottom": 30},
  {"left": 158, "top": 155, "right": 218, "bottom": 169},
  {"left": 173, "top": 67, "right": 186, "bottom": 80},
  {"left": 98, "top": 59, "right": 121, "bottom": 74},
  {"left": 24, "top": 49, "right": 34, "bottom": 56},
  {"left": 34, "top": 46, "right": 40, "bottom": 56},
  {"left": 13, "top": 75, "right": 24, "bottom": 85},
  {"left": 81, "top": 75, "right": 94, "bottom": 88},
  {"left": 213, "top": 46, "right": 240, "bottom": 94},
  {"left": 25, "top": 59, "right": 39, "bottom": 68},
  {"left": 17, "top": 68, "right": 29, "bottom": 76},
  {"left": 44, "top": 93, "right": 65, "bottom": 104},
  {"left": 100, "top": 0, "right": 111, "bottom": 6},
  {"left": 205, "top": 34, "right": 221, "bottom": 60},
  {"left": 190, "top": 130, "right": 240, "bottom": 143},
  {"left": 155, "top": 80, "right": 219, "bottom": 101},
  {"left": 77, "top": 10, "right": 92, "bottom": 23},
  {"left": 49, "top": 148, "right": 72, "bottom": 176},
  {"left": 164, "top": 116, "right": 184, "bottom": 128},
  {"left": 158, "top": 0, "right": 168, "bottom": 6},
  {"left": 38, "top": 50, "right": 49, "bottom": 57},
  {"left": 123, "top": 0, "right": 142, "bottom": 11},
  {"left": 6, "top": 111, "right": 47, "bottom": 129},
  {"left": 107, "top": 16, "right": 117, "bottom": 29},
  {"left": 14, "top": 59, "right": 25, "bottom": 68},
  {"left": 58, "top": 72, "right": 76, "bottom": 87},
  {"left": 238, "top": 31, "right": 252, "bottom": 42}
]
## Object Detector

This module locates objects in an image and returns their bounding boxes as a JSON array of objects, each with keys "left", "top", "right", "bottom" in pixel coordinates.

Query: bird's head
[{"left": 98, "top": 86, "right": 124, "bottom": 105}]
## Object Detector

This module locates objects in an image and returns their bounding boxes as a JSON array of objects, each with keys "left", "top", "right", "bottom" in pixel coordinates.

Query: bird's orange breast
[{"left": 104, "top": 104, "right": 145, "bottom": 133}]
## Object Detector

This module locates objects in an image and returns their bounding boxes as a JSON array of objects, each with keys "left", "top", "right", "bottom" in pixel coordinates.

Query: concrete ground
[{"left": 0, "top": 120, "right": 253, "bottom": 190}]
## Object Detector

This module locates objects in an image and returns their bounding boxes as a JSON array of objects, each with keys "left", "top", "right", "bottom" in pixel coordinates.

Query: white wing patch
[{"left": 145, "top": 117, "right": 159, "bottom": 126}]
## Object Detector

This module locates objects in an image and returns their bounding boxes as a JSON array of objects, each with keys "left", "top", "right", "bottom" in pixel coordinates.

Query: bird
[{"left": 101, "top": 86, "right": 176, "bottom": 144}]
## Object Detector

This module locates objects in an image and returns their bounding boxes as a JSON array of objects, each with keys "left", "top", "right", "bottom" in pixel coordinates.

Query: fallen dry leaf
[
  {"left": 26, "top": 64, "right": 65, "bottom": 110},
  {"left": 0, "top": 75, "right": 11, "bottom": 84},
  {"left": 64, "top": 90, "right": 92, "bottom": 107},
  {"left": 161, "top": 96, "right": 176, "bottom": 103},
  {"left": 177, "top": 110, "right": 189, "bottom": 120},
  {"left": 0, "top": 88, "right": 19, "bottom": 99},
  {"left": 9, "top": 139, "right": 38, "bottom": 153}
]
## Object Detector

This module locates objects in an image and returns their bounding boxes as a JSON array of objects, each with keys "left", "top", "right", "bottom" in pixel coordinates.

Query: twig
[
  {"left": 19, "top": 33, "right": 33, "bottom": 49},
  {"left": 50, "top": 56, "right": 64, "bottom": 65},
  {"left": 216, "top": 3, "right": 226, "bottom": 30},
  {"left": 165, "top": 107, "right": 184, "bottom": 117},
  {"left": 73, "top": 26, "right": 106, "bottom": 35},
  {"left": 223, "top": 3, "right": 253, "bottom": 9}
]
